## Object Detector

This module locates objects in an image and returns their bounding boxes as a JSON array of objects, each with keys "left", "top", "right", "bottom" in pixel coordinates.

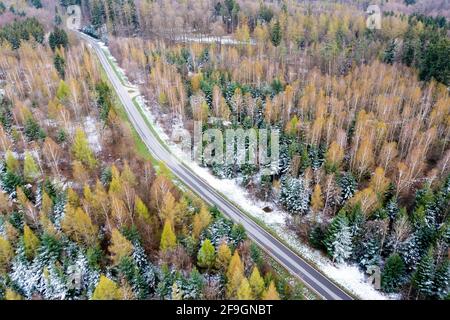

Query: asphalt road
[{"left": 80, "top": 32, "right": 354, "bottom": 301}]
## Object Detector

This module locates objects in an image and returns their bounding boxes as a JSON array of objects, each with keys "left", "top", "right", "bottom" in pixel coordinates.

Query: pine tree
[
  {"left": 23, "top": 224, "right": 40, "bottom": 260},
  {"left": 197, "top": 239, "right": 216, "bottom": 270},
  {"left": 249, "top": 266, "right": 265, "bottom": 298},
  {"left": 54, "top": 52, "right": 66, "bottom": 79},
  {"left": 134, "top": 196, "right": 150, "bottom": 222},
  {"left": 5, "top": 150, "right": 19, "bottom": 173},
  {"left": 323, "top": 213, "right": 353, "bottom": 264},
  {"left": 72, "top": 128, "right": 97, "bottom": 169},
  {"left": 381, "top": 253, "right": 406, "bottom": 293},
  {"left": 279, "top": 176, "right": 310, "bottom": 215},
  {"left": 56, "top": 80, "right": 70, "bottom": 101},
  {"left": 216, "top": 241, "right": 232, "bottom": 270},
  {"left": 92, "top": 275, "right": 123, "bottom": 300},
  {"left": 339, "top": 173, "right": 356, "bottom": 203},
  {"left": 49, "top": 27, "right": 68, "bottom": 51},
  {"left": 61, "top": 206, "right": 98, "bottom": 247},
  {"left": 433, "top": 260, "right": 449, "bottom": 299},
  {"left": 412, "top": 250, "right": 435, "bottom": 299},
  {"left": 226, "top": 250, "right": 244, "bottom": 298},
  {"left": 270, "top": 20, "right": 282, "bottom": 47},
  {"left": 311, "top": 184, "right": 324, "bottom": 213},
  {"left": 160, "top": 220, "right": 176, "bottom": 252},
  {"left": 237, "top": 278, "right": 254, "bottom": 300},
  {"left": 262, "top": 281, "right": 280, "bottom": 300},
  {"left": 23, "top": 151, "right": 40, "bottom": 183},
  {"left": 109, "top": 228, "right": 134, "bottom": 266},
  {"left": 193, "top": 206, "right": 212, "bottom": 239}
]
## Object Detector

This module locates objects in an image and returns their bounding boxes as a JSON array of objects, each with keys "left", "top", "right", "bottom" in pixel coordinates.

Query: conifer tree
[
  {"left": 193, "top": 206, "right": 212, "bottom": 239},
  {"left": 237, "top": 278, "right": 254, "bottom": 300},
  {"left": 249, "top": 266, "right": 265, "bottom": 298},
  {"left": 279, "top": 176, "right": 310, "bottom": 215},
  {"left": 0, "top": 236, "right": 12, "bottom": 274},
  {"left": 23, "top": 224, "right": 40, "bottom": 260},
  {"left": 197, "top": 239, "right": 216, "bottom": 270},
  {"left": 171, "top": 282, "right": 183, "bottom": 300},
  {"left": 216, "top": 241, "right": 232, "bottom": 270},
  {"left": 92, "top": 275, "right": 123, "bottom": 300},
  {"left": 433, "top": 260, "right": 449, "bottom": 299},
  {"left": 226, "top": 250, "right": 244, "bottom": 298},
  {"left": 4, "top": 288, "right": 23, "bottom": 300},
  {"left": 5, "top": 150, "right": 19, "bottom": 173},
  {"left": 56, "top": 80, "right": 70, "bottom": 101},
  {"left": 72, "top": 128, "right": 97, "bottom": 169},
  {"left": 109, "top": 228, "right": 134, "bottom": 266},
  {"left": 262, "top": 281, "right": 280, "bottom": 300},
  {"left": 323, "top": 213, "right": 353, "bottom": 263},
  {"left": 61, "top": 206, "right": 98, "bottom": 247},
  {"left": 311, "top": 184, "right": 324, "bottom": 213},
  {"left": 270, "top": 20, "right": 282, "bottom": 47},
  {"left": 160, "top": 219, "right": 177, "bottom": 252},
  {"left": 134, "top": 196, "right": 150, "bottom": 222},
  {"left": 381, "top": 253, "right": 406, "bottom": 293},
  {"left": 54, "top": 52, "right": 66, "bottom": 79},
  {"left": 23, "top": 151, "right": 40, "bottom": 183},
  {"left": 412, "top": 250, "right": 435, "bottom": 299}
]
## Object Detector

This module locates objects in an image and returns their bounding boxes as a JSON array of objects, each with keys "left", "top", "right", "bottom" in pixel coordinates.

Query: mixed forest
[
  {"left": 0, "top": 1, "right": 309, "bottom": 301},
  {"left": 0, "top": 0, "right": 449, "bottom": 300}
]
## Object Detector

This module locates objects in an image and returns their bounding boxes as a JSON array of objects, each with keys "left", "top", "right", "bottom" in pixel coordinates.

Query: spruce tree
[
  {"left": 279, "top": 176, "right": 310, "bottom": 215},
  {"left": 270, "top": 20, "right": 282, "bottom": 47},
  {"left": 339, "top": 173, "right": 356, "bottom": 203},
  {"left": 432, "top": 260, "right": 449, "bottom": 299},
  {"left": 412, "top": 250, "right": 435, "bottom": 299},
  {"left": 381, "top": 253, "right": 406, "bottom": 293}
]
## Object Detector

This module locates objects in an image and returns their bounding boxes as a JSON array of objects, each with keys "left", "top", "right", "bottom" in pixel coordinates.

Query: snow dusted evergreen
[
  {"left": 338, "top": 172, "right": 356, "bottom": 203},
  {"left": 279, "top": 175, "right": 310, "bottom": 215},
  {"left": 323, "top": 213, "right": 353, "bottom": 264}
]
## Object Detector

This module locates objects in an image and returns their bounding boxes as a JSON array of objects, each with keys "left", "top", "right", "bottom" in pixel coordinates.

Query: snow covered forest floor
[{"left": 100, "top": 40, "right": 398, "bottom": 300}]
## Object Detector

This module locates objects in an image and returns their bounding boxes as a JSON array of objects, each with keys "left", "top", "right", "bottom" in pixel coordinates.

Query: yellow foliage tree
[
  {"left": 92, "top": 275, "right": 123, "bottom": 300},
  {"left": 0, "top": 236, "right": 13, "bottom": 274},
  {"left": 311, "top": 184, "right": 324, "bottom": 213},
  {"left": 160, "top": 219, "right": 177, "bottom": 252},
  {"left": 109, "top": 228, "right": 134, "bottom": 266},
  {"left": 249, "top": 266, "right": 265, "bottom": 298},
  {"left": 216, "top": 241, "right": 232, "bottom": 270},
  {"left": 23, "top": 224, "right": 40, "bottom": 260},
  {"left": 262, "top": 281, "right": 280, "bottom": 300},
  {"left": 237, "top": 278, "right": 254, "bottom": 300},
  {"left": 192, "top": 206, "right": 212, "bottom": 239},
  {"left": 72, "top": 128, "right": 97, "bottom": 169},
  {"left": 226, "top": 250, "right": 245, "bottom": 298},
  {"left": 369, "top": 167, "right": 390, "bottom": 195},
  {"left": 5, "top": 288, "right": 23, "bottom": 300},
  {"left": 134, "top": 195, "right": 150, "bottom": 222},
  {"left": 61, "top": 206, "right": 98, "bottom": 246}
]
